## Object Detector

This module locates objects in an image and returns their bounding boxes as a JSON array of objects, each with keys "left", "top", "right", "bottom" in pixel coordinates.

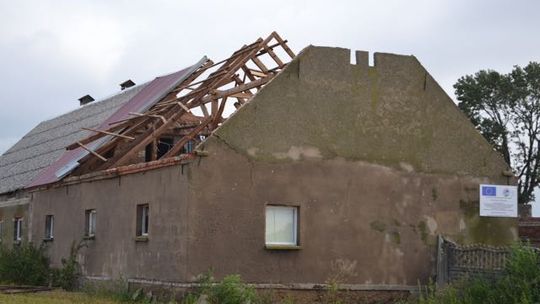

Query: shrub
[
  {"left": 209, "top": 274, "right": 257, "bottom": 304},
  {"left": 0, "top": 242, "right": 50, "bottom": 286},
  {"left": 55, "top": 239, "right": 87, "bottom": 290},
  {"left": 184, "top": 272, "right": 257, "bottom": 304}
]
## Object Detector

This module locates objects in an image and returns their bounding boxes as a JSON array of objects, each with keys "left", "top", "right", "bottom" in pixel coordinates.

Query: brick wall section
[{"left": 519, "top": 220, "right": 540, "bottom": 247}]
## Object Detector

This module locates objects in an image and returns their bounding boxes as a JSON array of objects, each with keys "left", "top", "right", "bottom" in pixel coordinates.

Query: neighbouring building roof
[{"left": 0, "top": 84, "right": 146, "bottom": 194}]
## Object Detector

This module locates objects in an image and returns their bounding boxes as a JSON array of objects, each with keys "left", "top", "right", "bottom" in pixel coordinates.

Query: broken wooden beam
[
  {"left": 81, "top": 127, "right": 135, "bottom": 141},
  {"left": 129, "top": 112, "right": 167, "bottom": 124},
  {"left": 77, "top": 142, "right": 108, "bottom": 162},
  {"left": 161, "top": 117, "right": 213, "bottom": 159}
]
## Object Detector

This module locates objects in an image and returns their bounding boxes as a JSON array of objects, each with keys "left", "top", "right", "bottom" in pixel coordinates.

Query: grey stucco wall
[
  {"left": 185, "top": 137, "right": 515, "bottom": 286},
  {"left": 0, "top": 199, "right": 29, "bottom": 247},
  {"left": 30, "top": 166, "right": 190, "bottom": 281}
]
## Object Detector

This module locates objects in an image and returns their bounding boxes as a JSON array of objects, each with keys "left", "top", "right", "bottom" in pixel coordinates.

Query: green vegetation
[
  {"left": 389, "top": 231, "right": 401, "bottom": 245},
  {"left": 0, "top": 243, "right": 50, "bottom": 286},
  {"left": 81, "top": 277, "right": 132, "bottom": 303},
  {"left": 370, "top": 220, "right": 386, "bottom": 232},
  {"left": 417, "top": 221, "right": 428, "bottom": 243},
  {"left": 405, "top": 243, "right": 540, "bottom": 304},
  {"left": 56, "top": 240, "right": 87, "bottom": 291},
  {"left": 455, "top": 62, "right": 540, "bottom": 204},
  {"left": 183, "top": 272, "right": 257, "bottom": 304},
  {"left": 0, "top": 240, "right": 85, "bottom": 290},
  {"left": 0, "top": 291, "right": 122, "bottom": 304}
]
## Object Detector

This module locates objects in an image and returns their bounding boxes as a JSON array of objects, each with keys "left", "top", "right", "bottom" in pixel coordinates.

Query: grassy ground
[{"left": 0, "top": 290, "right": 123, "bottom": 304}]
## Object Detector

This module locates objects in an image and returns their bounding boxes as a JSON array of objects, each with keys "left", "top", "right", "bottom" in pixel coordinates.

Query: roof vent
[
  {"left": 78, "top": 95, "right": 95, "bottom": 106},
  {"left": 120, "top": 79, "right": 136, "bottom": 90}
]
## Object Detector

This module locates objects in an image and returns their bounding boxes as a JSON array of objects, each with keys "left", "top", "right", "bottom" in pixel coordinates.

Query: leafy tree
[{"left": 455, "top": 62, "right": 540, "bottom": 204}]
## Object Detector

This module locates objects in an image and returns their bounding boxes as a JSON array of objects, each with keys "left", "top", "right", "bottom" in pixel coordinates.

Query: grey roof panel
[{"left": 0, "top": 84, "right": 146, "bottom": 194}]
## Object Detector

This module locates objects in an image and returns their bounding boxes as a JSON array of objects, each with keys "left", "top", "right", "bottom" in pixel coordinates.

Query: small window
[
  {"left": 136, "top": 204, "right": 149, "bottom": 237},
  {"left": 265, "top": 206, "right": 298, "bottom": 247},
  {"left": 14, "top": 217, "right": 23, "bottom": 242},
  {"left": 45, "top": 215, "right": 54, "bottom": 240},
  {"left": 85, "top": 209, "right": 96, "bottom": 237}
]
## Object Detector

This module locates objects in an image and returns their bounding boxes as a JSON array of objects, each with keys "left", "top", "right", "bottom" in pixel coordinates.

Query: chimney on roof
[
  {"left": 78, "top": 95, "right": 95, "bottom": 106},
  {"left": 120, "top": 79, "right": 136, "bottom": 90}
]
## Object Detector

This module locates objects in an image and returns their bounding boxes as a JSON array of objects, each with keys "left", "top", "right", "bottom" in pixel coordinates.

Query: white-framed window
[
  {"left": 137, "top": 204, "right": 149, "bottom": 237},
  {"left": 14, "top": 217, "right": 23, "bottom": 242},
  {"left": 45, "top": 215, "right": 54, "bottom": 240},
  {"left": 85, "top": 209, "right": 96, "bottom": 237},
  {"left": 265, "top": 206, "right": 298, "bottom": 246}
]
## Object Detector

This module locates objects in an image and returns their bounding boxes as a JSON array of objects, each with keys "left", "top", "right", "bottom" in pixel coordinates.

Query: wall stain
[{"left": 370, "top": 220, "right": 386, "bottom": 232}]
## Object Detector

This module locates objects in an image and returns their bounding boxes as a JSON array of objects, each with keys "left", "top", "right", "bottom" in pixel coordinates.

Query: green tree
[{"left": 455, "top": 62, "right": 540, "bottom": 204}]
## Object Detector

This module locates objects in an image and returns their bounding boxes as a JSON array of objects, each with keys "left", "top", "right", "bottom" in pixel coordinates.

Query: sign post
[{"left": 479, "top": 184, "right": 518, "bottom": 218}]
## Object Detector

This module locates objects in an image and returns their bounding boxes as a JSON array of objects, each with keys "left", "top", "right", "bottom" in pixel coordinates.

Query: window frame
[
  {"left": 44, "top": 215, "right": 54, "bottom": 240},
  {"left": 264, "top": 205, "right": 300, "bottom": 249},
  {"left": 13, "top": 217, "right": 23, "bottom": 242},
  {"left": 85, "top": 209, "right": 97, "bottom": 238},
  {"left": 136, "top": 204, "right": 150, "bottom": 238}
]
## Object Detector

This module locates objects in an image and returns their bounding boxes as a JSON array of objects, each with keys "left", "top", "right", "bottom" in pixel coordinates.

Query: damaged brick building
[{"left": 0, "top": 32, "right": 517, "bottom": 296}]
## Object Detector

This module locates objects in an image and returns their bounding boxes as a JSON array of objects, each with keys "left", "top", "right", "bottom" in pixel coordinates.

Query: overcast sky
[{"left": 1, "top": 0, "right": 539, "bottom": 155}]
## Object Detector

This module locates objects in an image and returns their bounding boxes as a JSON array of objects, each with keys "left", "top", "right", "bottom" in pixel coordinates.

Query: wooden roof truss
[{"left": 67, "top": 32, "right": 295, "bottom": 175}]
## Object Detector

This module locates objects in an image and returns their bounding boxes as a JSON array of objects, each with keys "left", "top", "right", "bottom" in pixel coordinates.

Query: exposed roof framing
[{"left": 68, "top": 31, "right": 295, "bottom": 175}]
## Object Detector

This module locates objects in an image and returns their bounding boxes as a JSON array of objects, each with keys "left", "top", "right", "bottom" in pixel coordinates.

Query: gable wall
[{"left": 215, "top": 46, "right": 509, "bottom": 177}]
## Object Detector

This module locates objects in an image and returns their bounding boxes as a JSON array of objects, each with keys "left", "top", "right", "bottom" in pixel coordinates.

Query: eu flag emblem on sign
[{"left": 482, "top": 186, "right": 497, "bottom": 196}]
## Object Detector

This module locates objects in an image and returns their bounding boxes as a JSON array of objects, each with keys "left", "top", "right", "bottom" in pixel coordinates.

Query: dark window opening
[
  {"left": 45, "top": 215, "right": 54, "bottom": 240},
  {"left": 145, "top": 137, "right": 174, "bottom": 161},
  {"left": 157, "top": 137, "right": 173, "bottom": 159},
  {"left": 85, "top": 209, "right": 96, "bottom": 237},
  {"left": 14, "top": 217, "right": 22, "bottom": 242},
  {"left": 104, "top": 149, "right": 114, "bottom": 159},
  {"left": 136, "top": 204, "right": 149, "bottom": 237},
  {"left": 144, "top": 143, "right": 152, "bottom": 162}
]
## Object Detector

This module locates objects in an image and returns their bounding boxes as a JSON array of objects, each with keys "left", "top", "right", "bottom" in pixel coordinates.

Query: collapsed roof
[{"left": 0, "top": 32, "right": 295, "bottom": 192}]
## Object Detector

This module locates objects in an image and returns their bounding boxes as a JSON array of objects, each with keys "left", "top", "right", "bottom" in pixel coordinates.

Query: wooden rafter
[{"left": 70, "top": 31, "right": 295, "bottom": 175}]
